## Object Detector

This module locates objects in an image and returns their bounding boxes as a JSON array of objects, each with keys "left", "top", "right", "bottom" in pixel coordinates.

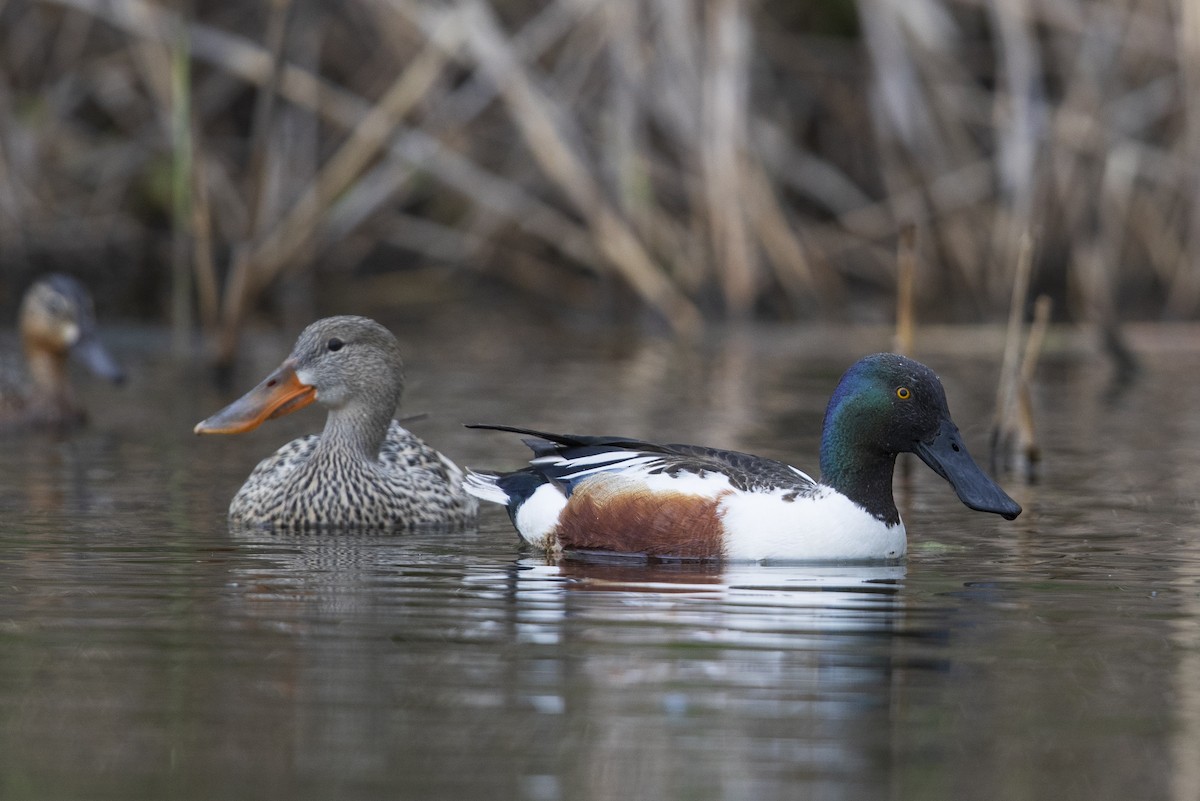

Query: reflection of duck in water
[
  {"left": 195, "top": 315, "right": 477, "bottom": 531},
  {"left": 0, "top": 274, "right": 125, "bottom": 430},
  {"left": 466, "top": 353, "right": 1021, "bottom": 562}
]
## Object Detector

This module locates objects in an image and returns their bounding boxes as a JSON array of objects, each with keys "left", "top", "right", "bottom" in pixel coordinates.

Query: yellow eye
[{"left": 896, "top": 387, "right": 911, "bottom": 400}]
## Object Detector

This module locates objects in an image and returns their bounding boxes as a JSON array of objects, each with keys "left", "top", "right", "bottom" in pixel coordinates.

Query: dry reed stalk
[
  {"left": 1167, "top": 0, "right": 1200, "bottom": 318},
  {"left": 647, "top": 0, "right": 702, "bottom": 150},
  {"left": 838, "top": 156, "right": 994, "bottom": 245},
  {"left": 456, "top": 0, "right": 701, "bottom": 335},
  {"left": 861, "top": 0, "right": 996, "bottom": 303},
  {"left": 405, "top": 133, "right": 601, "bottom": 266},
  {"left": 214, "top": 0, "right": 301, "bottom": 363},
  {"left": 47, "top": 0, "right": 368, "bottom": 134},
  {"left": 894, "top": 224, "right": 917, "bottom": 356},
  {"left": 948, "top": 0, "right": 1175, "bottom": 60},
  {"left": 991, "top": 232, "right": 1034, "bottom": 474},
  {"left": 1129, "top": 194, "right": 1185, "bottom": 289},
  {"left": 216, "top": 16, "right": 460, "bottom": 362},
  {"left": 14, "top": 0, "right": 1194, "bottom": 339},
  {"left": 607, "top": 4, "right": 709, "bottom": 295},
  {"left": 0, "top": 117, "right": 22, "bottom": 260},
  {"left": 781, "top": 152, "right": 872, "bottom": 217},
  {"left": 240, "top": 0, "right": 294, "bottom": 238},
  {"left": 1011, "top": 293, "right": 1051, "bottom": 478},
  {"left": 741, "top": 160, "right": 831, "bottom": 309},
  {"left": 402, "top": 0, "right": 598, "bottom": 132},
  {"left": 601, "top": 0, "right": 640, "bottom": 219},
  {"left": 633, "top": 0, "right": 712, "bottom": 295},
  {"left": 703, "top": 0, "right": 756, "bottom": 316},
  {"left": 45, "top": 0, "right": 605, "bottom": 354},
  {"left": 169, "top": 12, "right": 192, "bottom": 353},
  {"left": 988, "top": 0, "right": 1044, "bottom": 302},
  {"left": 191, "top": 164, "right": 218, "bottom": 331},
  {"left": 1020, "top": 294, "right": 1052, "bottom": 386},
  {"left": 147, "top": 0, "right": 626, "bottom": 303}
]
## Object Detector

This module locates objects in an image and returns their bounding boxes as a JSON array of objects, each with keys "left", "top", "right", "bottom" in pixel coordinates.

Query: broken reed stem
[
  {"left": 1020, "top": 294, "right": 1052, "bottom": 385},
  {"left": 991, "top": 232, "right": 1035, "bottom": 473},
  {"left": 894, "top": 224, "right": 917, "bottom": 356},
  {"left": 1012, "top": 292, "right": 1051, "bottom": 472},
  {"left": 995, "top": 232, "right": 1033, "bottom": 422},
  {"left": 1014, "top": 293, "right": 1052, "bottom": 472}
]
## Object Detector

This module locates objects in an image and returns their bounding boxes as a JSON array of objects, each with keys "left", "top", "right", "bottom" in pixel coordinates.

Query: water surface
[{"left": 1, "top": 319, "right": 1198, "bottom": 800}]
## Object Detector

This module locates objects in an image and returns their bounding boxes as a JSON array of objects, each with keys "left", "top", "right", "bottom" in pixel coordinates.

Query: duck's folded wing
[
  {"left": 659, "top": 443, "right": 818, "bottom": 493},
  {"left": 466, "top": 425, "right": 817, "bottom": 496}
]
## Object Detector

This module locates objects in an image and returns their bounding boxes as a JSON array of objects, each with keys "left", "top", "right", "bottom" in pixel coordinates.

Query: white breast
[
  {"left": 718, "top": 487, "right": 906, "bottom": 561},
  {"left": 514, "top": 483, "right": 569, "bottom": 549}
]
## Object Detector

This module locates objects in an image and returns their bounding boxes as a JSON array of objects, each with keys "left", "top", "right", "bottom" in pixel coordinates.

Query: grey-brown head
[
  {"left": 195, "top": 315, "right": 405, "bottom": 435},
  {"left": 20, "top": 273, "right": 125, "bottom": 385},
  {"left": 290, "top": 316, "right": 405, "bottom": 413}
]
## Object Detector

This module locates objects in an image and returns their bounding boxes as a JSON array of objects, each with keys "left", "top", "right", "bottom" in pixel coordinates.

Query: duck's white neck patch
[{"left": 296, "top": 367, "right": 335, "bottom": 407}]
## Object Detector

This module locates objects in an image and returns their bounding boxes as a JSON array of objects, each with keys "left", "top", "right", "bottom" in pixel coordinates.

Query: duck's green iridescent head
[{"left": 820, "top": 353, "right": 1021, "bottom": 523}]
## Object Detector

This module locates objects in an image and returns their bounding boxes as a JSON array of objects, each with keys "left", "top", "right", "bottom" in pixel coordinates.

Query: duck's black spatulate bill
[{"left": 913, "top": 420, "right": 1022, "bottom": 520}]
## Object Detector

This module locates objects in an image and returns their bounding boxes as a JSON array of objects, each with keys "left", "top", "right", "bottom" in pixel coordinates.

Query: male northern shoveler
[
  {"left": 0, "top": 273, "right": 125, "bottom": 429},
  {"left": 464, "top": 353, "right": 1021, "bottom": 562},
  {"left": 194, "top": 315, "right": 478, "bottom": 531}
]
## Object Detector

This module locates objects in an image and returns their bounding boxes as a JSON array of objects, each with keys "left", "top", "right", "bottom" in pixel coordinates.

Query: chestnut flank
[{"left": 553, "top": 475, "right": 729, "bottom": 559}]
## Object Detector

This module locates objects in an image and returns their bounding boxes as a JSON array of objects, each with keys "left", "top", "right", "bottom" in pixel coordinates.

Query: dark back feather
[{"left": 467, "top": 424, "right": 816, "bottom": 495}]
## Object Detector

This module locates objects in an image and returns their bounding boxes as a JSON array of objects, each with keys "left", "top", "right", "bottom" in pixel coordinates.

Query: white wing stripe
[
  {"left": 789, "top": 465, "right": 816, "bottom": 483},
  {"left": 558, "top": 455, "right": 661, "bottom": 481},
  {"left": 535, "top": 450, "right": 648, "bottom": 468}
]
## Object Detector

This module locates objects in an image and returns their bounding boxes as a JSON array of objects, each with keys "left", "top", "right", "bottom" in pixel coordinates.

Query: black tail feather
[
  {"left": 464, "top": 424, "right": 588, "bottom": 447},
  {"left": 464, "top": 423, "right": 659, "bottom": 453}
]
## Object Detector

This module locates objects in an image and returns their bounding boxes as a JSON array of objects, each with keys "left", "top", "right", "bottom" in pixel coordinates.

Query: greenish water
[{"left": 0, "top": 318, "right": 1198, "bottom": 801}]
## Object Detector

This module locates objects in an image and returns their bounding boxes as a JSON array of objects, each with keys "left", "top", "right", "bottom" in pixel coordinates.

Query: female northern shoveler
[
  {"left": 0, "top": 273, "right": 125, "bottom": 429},
  {"left": 194, "top": 315, "right": 478, "bottom": 531},
  {"left": 464, "top": 353, "right": 1021, "bottom": 562}
]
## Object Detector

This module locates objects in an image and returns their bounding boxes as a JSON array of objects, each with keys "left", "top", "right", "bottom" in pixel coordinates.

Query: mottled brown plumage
[
  {"left": 0, "top": 274, "right": 124, "bottom": 430},
  {"left": 196, "top": 316, "right": 477, "bottom": 531}
]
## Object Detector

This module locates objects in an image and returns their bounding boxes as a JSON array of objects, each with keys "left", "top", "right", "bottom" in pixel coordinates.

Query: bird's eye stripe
[{"left": 327, "top": 338, "right": 344, "bottom": 352}]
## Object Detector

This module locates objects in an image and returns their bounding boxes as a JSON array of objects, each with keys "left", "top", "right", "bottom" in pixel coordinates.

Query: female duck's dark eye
[{"left": 327, "top": 337, "right": 344, "bottom": 352}]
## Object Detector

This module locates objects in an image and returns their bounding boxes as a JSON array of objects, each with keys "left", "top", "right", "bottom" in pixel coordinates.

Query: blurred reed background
[{"left": 0, "top": 0, "right": 1194, "bottom": 363}]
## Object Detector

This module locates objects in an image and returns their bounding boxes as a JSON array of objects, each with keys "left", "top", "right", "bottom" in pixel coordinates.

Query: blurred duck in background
[{"left": 0, "top": 274, "right": 125, "bottom": 430}]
